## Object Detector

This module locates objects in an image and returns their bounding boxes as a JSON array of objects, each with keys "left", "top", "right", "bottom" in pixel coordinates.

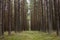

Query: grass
[{"left": 0, "top": 31, "right": 60, "bottom": 40}]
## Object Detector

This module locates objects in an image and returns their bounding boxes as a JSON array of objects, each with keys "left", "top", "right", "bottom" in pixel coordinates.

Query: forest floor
[{"left": 1, "top": 31, "right": 60, "bottom": 40}]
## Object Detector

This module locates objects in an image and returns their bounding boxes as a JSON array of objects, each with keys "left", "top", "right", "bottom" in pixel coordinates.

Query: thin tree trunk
[
  {"left": 21, "top": 0, "right": 24, "bottom": 30},
  {"left": 2, "top": 0, "right": 6, "bottom": 35},
  {"left": 14, "top": 0, "right": 18, "bottom": 32},
  {"left": 31, "top": 0, "right": 35, "bottom": 30},
  {"left": 34, "top": 0, "right": 38, "bottom": 30},
  {"left": 54, "top": 0, "right": 60, "bottom": 36},
  {"left": 38, "top": 0, "right": 42, "bottom": 31},
  {"left": 0, "top": 0, "right": 3, "bottom": 36},
  {"left": 56, "top": 0, "right": 59, "bottom": 36},
  {"left": 46, "top": 0, "right": 52, "bottom": 33},
  {"left": 24, "top": 0, "right": 28, "bottom": 30},
  {"left": 41, "top": 0, "right": 44, "bottom": 31},
  {"left": 8, "top": 0, "right": 12, "bottom": 35},
  {"left": 17, "top": 0, "right": 20, "bottom": 31}
]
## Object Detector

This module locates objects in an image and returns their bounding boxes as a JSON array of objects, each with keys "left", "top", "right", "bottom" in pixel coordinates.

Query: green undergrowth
[{"left": 0, "top": 31, "right": 60, "bottom": 40}]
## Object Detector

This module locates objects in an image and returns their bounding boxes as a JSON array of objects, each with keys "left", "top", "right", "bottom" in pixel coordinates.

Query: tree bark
[
  {"left": 0, "top": 0, "right": 3, "bottom": 36},
  {"left": 8, "top": 0, "right": 12, "bottom": 35}
]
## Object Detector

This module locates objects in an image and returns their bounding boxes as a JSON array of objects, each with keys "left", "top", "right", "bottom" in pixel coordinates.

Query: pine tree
[
  {"left": 8, "top": 0, "right": 12, "bottom": 35},
  {"left": 0, "top": 0, "right": 3, "bottom": 36}
]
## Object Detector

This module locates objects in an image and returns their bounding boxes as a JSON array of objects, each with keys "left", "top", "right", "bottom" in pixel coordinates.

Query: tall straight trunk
[
  {"left": 52, "top": 0, "right": 56, "bottom": 30},
  {"left": 57, "top": 0, "right": 60, "bottom": 35},
  {"left": 34, "top": 0, "right": 38, "bottom": 30},
  {"left": 42, "top": 0, "right": 45, "bottom": 31},
  {"left": 45, "top": 0, "right": 48, "bottom": 32},
  {"left": 46, "top": 0, "right": 49, "bottom": 32},
  {"left": 47, "top": 0, "right": 50, "bottom": 32},
  {"left": 41, "top": 0, "right": 44, "bottom": 31},
  {"left": 31, "top": 0, "right": 35, "bottom": 30},
  {"left": 31, "top": 0, "right": 34, "bottom": 30},
  {"left": 18, "top": 0, "right": 20, "bottom": 31},
  {"left": 8, "top": 0, "right": 12, "bottom": 35},
  {"left": 46, "top": 0, "right": 52, "bottom": 33},
  {"left": 42, "top": 0, "right": 47, "bottom": 32},
  {"left": 49, "top": 0, "right": 53, "bottom": 33},
  {"left": 56, "top": 0, "right": 59, "bottom": 36},
  {"left": 2, "top": 0, "right": 6, "bottom": 35},
  {"left": 23, "top": 0, "right": 25, "bottom": 30},
  {"left": 0, "top": 0, "right": 3, "bottom": 36},
  {"left": 11, "top": 0, "right": 14, "bottom": 31},
  {"left": 23, "top": 0, "right": 28, "bottom": 30},
  {"left": 50, "top": 0, "right": 54, "bottom": 31},
  {"left": 58, "top": 0, "right": 60, "bottom": 31},
  {"left": 20, "top": 0, "right": 28, "bottom": 30},
  {"left": 4, "top": 0, "right": 9, "bottom": 31},
  {"left": 14, "top": 0, "right": 17, "bottom": 32},
  {"left": 21, "top": 0, "right": 24, "bottom": 30},
  {"left": 56, "top": 0, "right": 60, "bottom": 36},
  {"left": 14, "top": 0, "right": 20, "bottom": 32},
  {"left": 31, "top": 0, "right": 38, "bottom": 30},
  {"left": 20, "top": 0, "right": 24, "bottom": 30},
  {"left": 37, "top": 0, "right": 42, "bottom": 31},
  {"left": 24, "top": 0, "right": 28, "bottom": 30},
  {"left": 54, "top": 0, "right": 60, "bottom": 36}
]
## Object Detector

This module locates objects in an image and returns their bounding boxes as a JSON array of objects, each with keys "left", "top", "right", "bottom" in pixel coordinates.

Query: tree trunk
[
  {"left": 54, "top": 0, "right": 60, "bottom": 36},
  {"left": 0, "top": 0, "right": 3, "bottom": 36},
  {"left": 8, "top": 0, "right": 12, "bottom": 35}
]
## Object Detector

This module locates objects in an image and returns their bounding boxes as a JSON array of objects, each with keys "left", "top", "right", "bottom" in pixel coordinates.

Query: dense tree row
[
  {"left": 30, "top": 0, "right": 60, "bottom": 35},
  {"left": 0, "top": 0, "right": 60, "bottom": 36}
]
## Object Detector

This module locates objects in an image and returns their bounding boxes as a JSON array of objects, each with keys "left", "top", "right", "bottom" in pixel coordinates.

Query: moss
[{"left": 2, "top": 31, "right": 60, "bottom": 40}]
